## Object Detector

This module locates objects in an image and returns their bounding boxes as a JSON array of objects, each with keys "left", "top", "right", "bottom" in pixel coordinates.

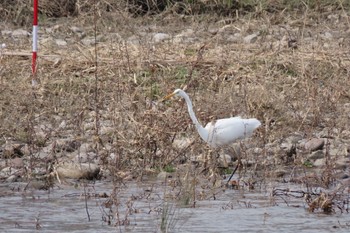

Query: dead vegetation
[{"left": 0, "top": 0, "right": 349, "bottom": 223}]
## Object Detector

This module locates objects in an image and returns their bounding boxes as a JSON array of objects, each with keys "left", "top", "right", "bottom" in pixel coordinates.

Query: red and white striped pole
[{"left": 32, "top": 0, "right": 38, "bottom": 86}]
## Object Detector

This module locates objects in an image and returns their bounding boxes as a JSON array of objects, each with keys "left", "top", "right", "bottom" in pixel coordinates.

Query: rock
[
  {"left": 243, "top": 33, "right": 259, "bottom": 43},
  {"left": 6, "top": 174, "right": 19, "bottom": 182},
  {"left": 253, "top": 147, "right": 263, "bottom": 154},
  {"left": 58, "top": 120, "right": 67, "bottom": 129},
  {"left": 37, "top": 151, "right": 50, "bottom": 160},
  {"left": 100, "top": 126, "right": 114, "bottom": 136},
  {"left": 281, "top": 142, "right": 292, "bottom": 150},
  {"left": 274, "top": 168, "right": 288, "bottom": 178},
  {"left": 313, "top": 158, "right": 325, "bottom": 167},
  {"left": 286, "top": 134, "right": 304, "bottom": 144},
  {"left": 70, "top": 26, "right": 84, "bottom": 34},
  {"left": 108, "top": 152, "right": 118, "bottom": 163},
  {"left": 2, "top": 141, "right": 24, "bottom": 158},
  {"left": 27, "top": 180, "right": 52, "bottom": 190},
  {"left": 218, "top": 153, "right": 231, "bottom": 168},
  {"left": 172, "top": 137, "right": 193, "bottom": 150},
  {"left": 11, "top": 29, "right": 29, "bottom": 37},
  {"left": 55, "top": 39, "right": 67, "bottom": 46},
  {"left": 81, "top": 37, "right": 93, "bottom": 46},
  {"left": 321, "top": 32, "right": 333, "bottom": 40},
  {"left": 227, "top": 33, "right": 242, "bottom": 43},
  {"left": 335, "top": 157, "right": 349, "bottom": 170},
  {"left": 0, "top": 167, "right": 19, "bottom": 178},
  {"left": 106, "top": 33, "right": 122, "bottom": 42},
  {"left": 84, "top": 122, "right": 95, "bottom": 130},
  {"left": 9, "top": 158, "right": 23, "bottom": 168},
  {"left": 229, "top": 143, "right": 241, "bottom": 160},
  {"left": 127, "top": 35, "right": 140, "bottom": 45},
  {"left": 153, "top": 33, "right": 170, "bottom": 43},
  {"left": 305, "top": 138, "right": 324, "bottom": 151},
  {"left": 174, "top": 29, "right": 196, "bottom": 43},
  {"left": 74, "top": 152, "right": 98, "bottom": 163},
  {"left": 157, "top": 171, "right": 172, "bottom": 180},
  {"left": 329, "top": 143, "right": 348, "bottom": 157},
  {"left": 196, "top": 154, "right": 207, "bottom": 163},
  {"left": 20, "top": 144, "right": 31, "bottom": 156},
  {"left": 53, "top": 139, "right": 80, "bottom": 153},
  {"left": 1, "top": 30, "right": 12, "bottom": 36},
  {"left": 115, "top": 171, "right": 133, "bottom": 181},
  {"left": 79, "top": 143, "right": 93, "bottom": 154},
  {"left": 81, "top": 36, "right": 102, "bottom": 46},
  {"left": 56, "top": 162, "right": 100, "bottom": 180},
  {"left": 327, "top": 14, "right": 339, "bottom": 21},
  {"left": 308, "top": 150, "right": 324, "bottom": 160}
]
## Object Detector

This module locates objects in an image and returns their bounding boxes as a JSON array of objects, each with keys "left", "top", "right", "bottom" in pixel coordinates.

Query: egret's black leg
[{"left": 226, "top": 162, "right": 240, "bottom": 185}]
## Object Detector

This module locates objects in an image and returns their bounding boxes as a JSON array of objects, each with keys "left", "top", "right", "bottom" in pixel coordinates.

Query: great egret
[
  {"left": 163, "top": 89, "right": 261, "bottom": 148},
  {"left": 163, "top": 89, "right": 261, "bottom": 184}
]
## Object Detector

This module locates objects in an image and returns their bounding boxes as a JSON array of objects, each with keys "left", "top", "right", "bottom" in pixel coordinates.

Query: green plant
[{"left": 164, "top": 164, "right": 176, "bottom": 173}]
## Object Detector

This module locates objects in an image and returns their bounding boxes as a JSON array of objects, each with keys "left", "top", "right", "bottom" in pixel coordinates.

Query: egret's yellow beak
[{"left": 162, "top": 92, "right": 175, "bottom": 101}]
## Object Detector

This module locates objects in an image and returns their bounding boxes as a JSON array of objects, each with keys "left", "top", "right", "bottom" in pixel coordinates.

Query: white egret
[
  {"left": 163, "top": 88, "right": 261, "bottom": 184},
  {"left": 163, "top": 89, "right": 261, "bottom": 148}
]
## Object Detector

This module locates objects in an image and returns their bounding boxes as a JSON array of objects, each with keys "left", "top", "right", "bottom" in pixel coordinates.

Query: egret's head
[{"left": 163, "top": 89, "right": 183, "bottom": 100}]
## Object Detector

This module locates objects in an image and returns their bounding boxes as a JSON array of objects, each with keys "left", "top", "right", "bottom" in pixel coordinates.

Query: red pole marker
[{"left": 32, "top": 0, "right": 38, "bottom": 86}]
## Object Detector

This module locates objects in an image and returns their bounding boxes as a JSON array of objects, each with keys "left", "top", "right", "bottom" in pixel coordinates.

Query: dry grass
[{"left": 0, "top": 0, "right": 349, "bottom": 198}]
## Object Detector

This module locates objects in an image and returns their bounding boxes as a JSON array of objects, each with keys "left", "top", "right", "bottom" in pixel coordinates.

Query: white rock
[
  {"left": 153, "top": 33, "right": 170, "bottom": 43},
  {"left": 322, "top": 32, "right": 333, "bottom": 40},
  {"left": 0, "top": 167, "right": 18, "bottom": 178},
  {"left": 196, "top": 154, "right": 207, "bottom": 163},
  {"left": 58, "top": 120, "right": 66, "bottom": 129},
  {"left": 12, "top": 29, "right": 29, "bottom": 37},
  {"left": 108, "top": 152, "right": 117, "bottom": 161},
  {"left": 243, "top": 33, "right": 259, "bottom": 43},
  {"left": 6, "top": 174, "right": 19, "bottom": 182},
  {"left": 308, "top": 150, "right": 324, "bottom": 160},
  {"left": 227, "top": 32, "right": 242, "bottom": 43},
  {"left": 81, "top": 37, "right": 96, "bottom": 46},
  {"left": 157, "top": 171, "right": 171, "bottom": 180},
  {"left": 173, "top": 137, "right": 193, "bottom": 150},
  {"left": 100, "top": 126, "right": 114, "bottom": 135},
  {"left": 218, "top": 153, "right": 232, "bottom": 168},
  {"left": 335, "top": 157, "right": 349, "bottom": 169},
  {"left": 1, "top": 30, "right": 12, "bottom": 36},
  {"left": 70, "top": 26, "right": 84, "bottom": 34},
  {"left": 313, "top": 158, "right": 325, "bottom": 167},
  {"left": 56, "top": 162, "right": 100, "bottom": 179},
  {"left": 55, "top": 39, "right": 67, "bottom": 46},
  {"left": 79, "top": 143, "right": 92, "bottom": 154},
  {"left": 305, "top": 138, "right": 324, "bottom": 151}
]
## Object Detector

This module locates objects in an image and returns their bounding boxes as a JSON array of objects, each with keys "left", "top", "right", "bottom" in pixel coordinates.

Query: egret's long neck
[{"left": 181, "top": 92, "right": 208, "bottom": 141}]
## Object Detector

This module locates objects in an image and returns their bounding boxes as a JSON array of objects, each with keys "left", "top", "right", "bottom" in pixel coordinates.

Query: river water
[{"left": 0, "top": 179, "right": 349, "bottom": 233}]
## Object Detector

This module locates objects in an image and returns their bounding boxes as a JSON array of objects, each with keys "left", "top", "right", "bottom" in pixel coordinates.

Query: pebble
[
  {"left": 218, "top": 153, "right": 231, "bottom": 168},
  {"left": 153, "top": 33, "right": 170, "bottom": 43},
  {"left": 11, "top": 29, "right": 29, "bottom": 37},
  {"left": 305, "top": 138, "right": 324, "bottom": 151},
  {"left": 56, "top": 162, "right": 100, "bottom": 180},
  {"left": 275, "top": 168, "right": 288, "bottom": 177},
  {"left": 243, "top": 33, "right": 259, "bottom": 43},
  {"left": 172, "top": 137, "right": 193, "bottom": 150},
  {"left": 308, "top": 150, "right": 324, "bottom": 160},
  {"left": 55, "top": 39, "right": 67, "bottom": 46},
  {"left": 313, "top": 158, "right": 325, "bottom": 167}
]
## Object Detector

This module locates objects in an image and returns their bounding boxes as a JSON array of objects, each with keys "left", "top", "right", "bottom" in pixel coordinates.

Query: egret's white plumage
[{"left": 164, "top": 89, "right": 261, "bottom": 147}]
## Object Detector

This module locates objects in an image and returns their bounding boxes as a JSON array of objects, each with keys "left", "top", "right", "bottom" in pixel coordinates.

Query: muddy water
[{"left": 0, "top": 180, "right": 348, "bottom": 233}]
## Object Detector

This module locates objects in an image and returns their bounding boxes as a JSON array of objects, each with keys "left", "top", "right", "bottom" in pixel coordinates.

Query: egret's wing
[{"left": 205, "top": 117, "right": 260, "bottom": 147}]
